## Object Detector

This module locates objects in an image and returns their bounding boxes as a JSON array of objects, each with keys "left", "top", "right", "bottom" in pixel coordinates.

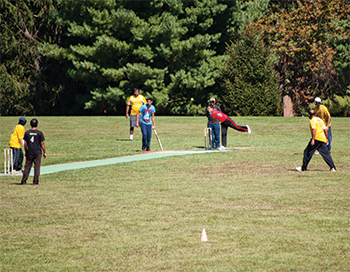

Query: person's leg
[
  {"left": 208, "top": 123, "right": 214, "bottom": 148},
  {"left": 301, "top": 140, "right": 319, "bottom": 171},
  {"left": 140, "top": 123, "right": 147, "bottom": 150},
  {"left": 221, "top": 124, "right": 228, "bottom": 147},
  {"left": 129, "top": 115, "right": 137, "bottom": 140},
  {"left": 146, "top": 125, "right": 152, "bottom": 150},
  {"left": 224, "top": 118, "right": 248, "bottom": 132},
  {"left": 19, "top": 148, "right": 23, "bottom": 171},
  {"left": 11, "top": 147, "right": 21, "bottom": 171},
  {"left": 327, "top": 126, "right": 332, "bottom": 152},
  {"left": 33, "top": 154, "right": 42, "bottom": 184},
  {"left": 212, "top": 123, "right": 220, "bottom": 148},
  {"left": 21, "top": 154, "right": 33, "bottom": 184},
  {"left": 318, "top": 142, "right": 336, "bottom": 170}
]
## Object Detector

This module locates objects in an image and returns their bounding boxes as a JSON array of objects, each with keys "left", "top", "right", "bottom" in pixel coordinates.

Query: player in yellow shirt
[
  {"left": 9, "top": 117, "right": 27, "bottom": 173},
  {"left": 314, "top": 97, "right": 332, "bottom": 152},
  {"left": 296, "top": 110, "right": 336, "bottom": 172},
  {"left": 126, "top": 88, "right": 146, "bottom": 140}
]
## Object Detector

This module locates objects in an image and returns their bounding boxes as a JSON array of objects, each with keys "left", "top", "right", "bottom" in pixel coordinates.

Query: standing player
[
  {"left": 296, "top": 110, "right": 336, "bottom": 172},
  {"left": 126, "top": 88, "right": 146, "bottom": 141},
  {"left": 21, "top": 119, "right": 47, "bottom": 185},
  {"left": 136, "top": 97, "right": 156, "bottom": 151},
  {"left": 206, "top": 106, "right": 251, "bottom": 148},
  {"left": 204, "top": 97, "right": 221, "bottom": 149},
  {"left": 9, "top": 117, "right": 27, "bottom": 173},
  {"left": 314, "top": 97, "right": 332, "bottom": 152}
]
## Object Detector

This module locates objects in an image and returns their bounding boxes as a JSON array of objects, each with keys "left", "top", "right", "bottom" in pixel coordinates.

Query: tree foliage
[
  {"left": 220, "top": 24, "right": 281, "bottom": 116},
  {"left": 255, "top": 0, "right": 350, "bottom": 114},
  {"left": 38, "top": 0, "right": 241, "bottom": 115}
]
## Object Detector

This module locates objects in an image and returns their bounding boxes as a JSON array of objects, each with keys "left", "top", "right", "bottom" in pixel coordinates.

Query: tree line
[{"left": 1, "top": 0, "right": 349, "bottom": 117}]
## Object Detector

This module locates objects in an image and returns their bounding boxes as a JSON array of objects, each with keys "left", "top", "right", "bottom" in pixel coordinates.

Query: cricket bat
[{"left": 153, "top": 129, "right": 164, "bottom": 152}]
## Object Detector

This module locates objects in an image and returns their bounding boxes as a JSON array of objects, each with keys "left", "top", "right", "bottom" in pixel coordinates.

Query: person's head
[
  {"left": 18, "top": 117, "right": 27, "bottom": 126},
  {"left": 314, "top": 97, "right": 321, "bottom": 108},
  {"left": 308, "top": 109, "right": 316, "bottom": 119},
  {"left": 146, "top": 97, "right": 153, "bottom": 106},
  {"left": 30, "top": 118, "right": 38, "bottom": 128},
  {"left": 209, "top": 97, "right": 216, "bottom": 106},
  {"left": 207, "top": 106, "right": 213, "bottom": 113},
  {"left": 133, "top": 88, "right": 140, "bottom": 96}
]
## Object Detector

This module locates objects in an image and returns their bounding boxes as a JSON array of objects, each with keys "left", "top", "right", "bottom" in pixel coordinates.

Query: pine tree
[
  {"left": 37, "top": 0, "right": 241, "bottom": 115},
  {"left": 220, "top": 24, "right": 281, "bottom": 116}
]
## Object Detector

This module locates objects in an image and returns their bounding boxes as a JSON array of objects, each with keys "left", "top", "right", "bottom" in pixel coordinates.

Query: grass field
[{"left": 1, "top": 116, "right": 350, "bottom": 271}]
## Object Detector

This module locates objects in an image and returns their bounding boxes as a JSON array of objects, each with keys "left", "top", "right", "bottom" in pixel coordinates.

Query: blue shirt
[{"left": 139, "top": 104, "right": 156, "bottom": 125}]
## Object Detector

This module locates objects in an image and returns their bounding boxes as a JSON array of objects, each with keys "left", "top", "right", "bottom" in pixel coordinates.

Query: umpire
[{"left": 21, "top": 119, "right": 47, "bottom": 185}]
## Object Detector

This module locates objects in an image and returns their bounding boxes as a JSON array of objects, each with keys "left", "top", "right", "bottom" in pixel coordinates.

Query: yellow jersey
[
  {"left": 315, "top": 105, "right": 331, "bottom": 127},
  {"left": 127, "top": 95, "right": 146, "bottom": 115},
  {"left": 9, "top": 124, "right": 25, "bottom": 148},
  {"left": 309, "top": 117, "right": 327, "bottom": 143}
]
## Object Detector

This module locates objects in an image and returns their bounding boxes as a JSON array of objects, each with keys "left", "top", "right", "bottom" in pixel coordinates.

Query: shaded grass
[{"left": 0, "top": 116, "right": 350, "bottom": 271}]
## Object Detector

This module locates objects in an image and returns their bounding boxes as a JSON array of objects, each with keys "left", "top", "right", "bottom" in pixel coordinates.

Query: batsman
[{"left": 206, "top": 106, "right": 251, "bottom": 148}]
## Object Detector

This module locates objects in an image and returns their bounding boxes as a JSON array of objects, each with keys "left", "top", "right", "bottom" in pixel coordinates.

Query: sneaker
[
  {"left": 330, "top": 168, "right": 336, "bottom": 172},
  {"left": 147, "top": 149, "right": 151, "bottom": 152},
  {"left": 142, "top": 149, "right": 146, "bottom": 152},
  {"left": 295, "top": 166, "right": 302, "bottom": 172},
  {"left": 247, "top": 125, "right": 251, "bottom": 134}
]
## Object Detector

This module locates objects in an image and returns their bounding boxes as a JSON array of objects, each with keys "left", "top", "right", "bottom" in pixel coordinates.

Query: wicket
[
  {"left": 204, "top": 128, "right": 212, "bottom": 150},
  {"left": 4, "top": 148, "right": 14, "bottom": 175}
]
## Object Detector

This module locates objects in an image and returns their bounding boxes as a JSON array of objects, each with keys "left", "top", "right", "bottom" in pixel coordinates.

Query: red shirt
[{"left": 211, "top": 109, "right": 228, "bottom": 123}]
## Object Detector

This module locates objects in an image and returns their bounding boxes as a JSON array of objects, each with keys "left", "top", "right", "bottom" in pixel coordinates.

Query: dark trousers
[
  {"left": 140, "top": 123, "right": 152, "bottom": 150},
  {"left": 302, "top": 139, "right": 336, "bottom": 171},
  {"left": 11, "top": 147, "right": 23, "bottom": 171},
  {"left": 21, "top": 153, "right": 42, "bottom": 184},
  {"left": 221, "top": 118, "right": 248, "bottom": 147}
]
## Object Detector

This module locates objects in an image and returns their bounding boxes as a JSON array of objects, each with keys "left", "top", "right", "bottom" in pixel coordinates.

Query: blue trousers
[
  {"left": 140, "top": 123, "right": 152, "bottom": 150},
  {"left": 10, "top": 147, "right": 23, "bottom": 171},
  {"left": 208, "top": 123, "right": 220, "bottom": 148},
  {"left": 327, "top": 126, "right": 332, "bottom": 152}
]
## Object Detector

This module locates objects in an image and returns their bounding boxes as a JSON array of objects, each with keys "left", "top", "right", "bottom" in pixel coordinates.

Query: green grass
[{"left": 1, "top": 116, "right": 350, "bottom": 271}]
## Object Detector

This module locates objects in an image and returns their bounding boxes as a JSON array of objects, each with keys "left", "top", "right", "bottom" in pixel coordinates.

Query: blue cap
[{"left": 19, "top": 117, "right": 26, "bottom": 122}]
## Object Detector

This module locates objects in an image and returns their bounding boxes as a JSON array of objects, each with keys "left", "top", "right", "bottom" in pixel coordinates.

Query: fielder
[{"left": 296, "top": 110, "right": 336, "bottom": 172}]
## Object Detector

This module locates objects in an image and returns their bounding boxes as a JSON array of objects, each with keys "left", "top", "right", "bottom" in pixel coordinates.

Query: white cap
[
  {"left": 314, "top": 97, "right": 321, "bottom": 103},
  {"left": 209, "top": 97, "right": 216, "bottom": 102}
]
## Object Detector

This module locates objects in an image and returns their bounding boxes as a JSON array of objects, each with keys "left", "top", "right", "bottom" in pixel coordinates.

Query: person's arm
[
  {"left": 24, "top": 140, "right": 27, "bottom": 156},
  {"left": 136, "top": 111, "right": 140, "bottom": 128},
  {"left": 126, "top": 105, "right": 130, "bottom": 118},
  {"left": 323, "top": 125, "right": 329, "bottom": 145},
  {"left": 311, "top": 128, "right": 316, "bottom": 146},
  {"left": 327, "top": 115, "right": 331, "bottom": 128},
  {"left": 151, "top": 113, "right": 155, "bottom": 129},
  {"left": 41, "top": 141, "right": 47, "bottom": 158}
]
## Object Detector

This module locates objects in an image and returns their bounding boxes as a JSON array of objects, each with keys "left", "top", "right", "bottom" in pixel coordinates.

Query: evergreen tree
[
  {"left": 37, "top": 0, "right": 243, "bottom": 115},
  {"left": 220, "top": 24, "right": 281, "bottom": 116}
]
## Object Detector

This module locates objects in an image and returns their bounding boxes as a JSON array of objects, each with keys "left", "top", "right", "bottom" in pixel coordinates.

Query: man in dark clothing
[
  {"left": 205, "top": 97, "right": 221, "bottom": 149},
  {"left": 21, "top": 119, "right": 47, "bottom": 185}
]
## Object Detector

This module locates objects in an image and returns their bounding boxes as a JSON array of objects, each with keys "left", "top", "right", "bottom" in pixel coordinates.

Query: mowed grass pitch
[{"left": 0, "top": 116, "right": 349, "bottom": 271}]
